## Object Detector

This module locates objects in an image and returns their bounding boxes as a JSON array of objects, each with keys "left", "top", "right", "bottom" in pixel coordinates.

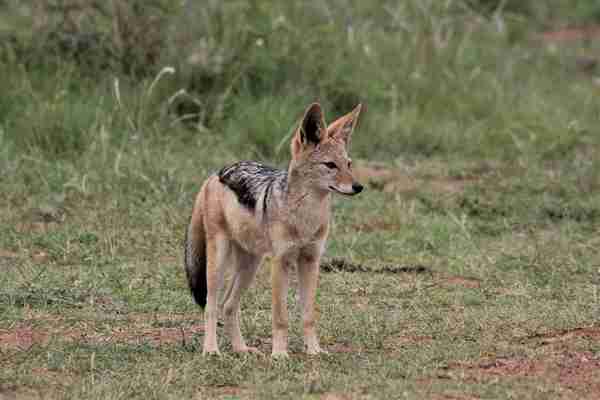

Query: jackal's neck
[{"left": 284, "top": 165, "right": 331, "bottom": 216}]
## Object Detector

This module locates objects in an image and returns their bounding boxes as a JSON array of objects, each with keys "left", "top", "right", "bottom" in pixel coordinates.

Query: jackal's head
[{"left": 289, "top": 103, "right": 364, "bottom": 196}]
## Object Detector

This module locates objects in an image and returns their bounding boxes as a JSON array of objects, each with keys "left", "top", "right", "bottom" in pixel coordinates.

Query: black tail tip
[{"left": 190, "top": 285, "right": 207, "bottom": 309}]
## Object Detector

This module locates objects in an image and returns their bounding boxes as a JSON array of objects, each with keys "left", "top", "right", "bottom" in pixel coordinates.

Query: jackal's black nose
[{"left": 352, "top": 183, "right": 364, "bottom": 194}]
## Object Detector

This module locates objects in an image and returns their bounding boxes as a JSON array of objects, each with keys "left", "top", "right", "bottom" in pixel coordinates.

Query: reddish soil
[
  {"left": 0, "top": 246, "right": 50, "bottom": 264},
  {"left": 527, "top": 326, "right": 600, "bottom": 346},
  {"left": 0, "top": 325, "right": 52, "bottom": 350},
  {"left": 0, "top": 323, "right": 88, "bottom": 350},
  {"left": 444, "top": 324, "right": 600, "bottom": 399},
  {"left": 352, "top": 164, "right": 478, "bottom": 196},
  {"left": 538, "top": 26, "right": 600, "bottom": 43},
  {"left": 451, "top": 351, "right": 600, "bottom": 399},
  {"left": 328, "top": 343, "right": 363, "bottom": 354},
  {"left": 198, "top": 385, "right": 252, "bottom": 400},
  {"left": 0, "top": 250, "right": 19, "bottom": 259},
  {"left": 0, "top": 315, "right": 204, "bottom": 350}
]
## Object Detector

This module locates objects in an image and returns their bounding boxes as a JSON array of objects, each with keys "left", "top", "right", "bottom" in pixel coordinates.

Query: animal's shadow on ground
[{"left": 320, "top": 257, "right": 432, "bottom": 275}]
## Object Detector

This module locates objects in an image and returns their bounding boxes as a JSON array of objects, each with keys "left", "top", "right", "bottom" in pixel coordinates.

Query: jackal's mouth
[{"left": 329, "top": 185, "right": 358, "bottom": 196}]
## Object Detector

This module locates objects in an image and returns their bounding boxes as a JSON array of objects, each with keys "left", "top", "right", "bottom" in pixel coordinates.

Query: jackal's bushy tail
[{"left": 184, "top": 210, "right": 207, "bottom": 308}]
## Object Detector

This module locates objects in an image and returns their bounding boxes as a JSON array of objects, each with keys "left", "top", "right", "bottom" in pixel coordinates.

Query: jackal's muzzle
[{"left": 329, "top": 182, "right": 364, "bottom": 196}]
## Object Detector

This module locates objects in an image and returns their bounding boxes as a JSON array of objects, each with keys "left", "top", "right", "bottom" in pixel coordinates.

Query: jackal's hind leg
[
  {"left": 222, "top": 246, "right": 261, "bottom": 353},
  {"left": 203, "top": 234, "right": 229, "bottom": 355}
]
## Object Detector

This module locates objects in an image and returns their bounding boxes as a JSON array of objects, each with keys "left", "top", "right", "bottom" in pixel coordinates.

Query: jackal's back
[{"left": 218, "top": 161, "right": 287, "bottom": 211}]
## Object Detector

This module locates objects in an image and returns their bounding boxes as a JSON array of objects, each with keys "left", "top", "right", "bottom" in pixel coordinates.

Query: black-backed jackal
[{"left": 184, "top": 103, "right": 363, "bottom": 357}]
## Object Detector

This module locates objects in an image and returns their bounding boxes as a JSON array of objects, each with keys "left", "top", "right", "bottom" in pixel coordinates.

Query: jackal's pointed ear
[
  {"left": 291, "top": 103, "right": 327, "bottom": 157},
  {"left": 327, "top": 103, "right": 362, "bottom": 148}
]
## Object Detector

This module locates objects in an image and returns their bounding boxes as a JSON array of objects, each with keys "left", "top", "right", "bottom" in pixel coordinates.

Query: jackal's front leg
[
  {"left": 271, "top": 255, "right": 291, "bottom": 357},
  {"left": 298, "top": 246, "right": 326, "bottom": 355}
]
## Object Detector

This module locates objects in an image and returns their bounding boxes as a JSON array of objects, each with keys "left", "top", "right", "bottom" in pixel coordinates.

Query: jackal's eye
[
  {"left": 322, "top": 161, "right": 338, "bottom": 169},
  {"left": 348, "top": 160, "right": 353, "bottom": 169}
]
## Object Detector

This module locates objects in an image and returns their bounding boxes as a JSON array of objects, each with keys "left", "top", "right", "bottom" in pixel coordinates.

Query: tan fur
[{"left": 187, "top": 103, "right": 363, "bottom": 356}]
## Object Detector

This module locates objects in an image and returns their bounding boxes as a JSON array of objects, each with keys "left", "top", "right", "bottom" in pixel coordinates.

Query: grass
[
  {"left": 2, "top": 155, "right": 599, "bottom": 399},
  {"left": 2, "top": 0, "right": 600, "bottom": 399}
]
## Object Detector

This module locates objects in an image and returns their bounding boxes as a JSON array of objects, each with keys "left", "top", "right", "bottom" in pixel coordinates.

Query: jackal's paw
[
  {"left": 202, "top": 348, "right": 221, "bottom": 356},
  {"left": 271, "top": 350, "right": 289, "bottom": 359}
]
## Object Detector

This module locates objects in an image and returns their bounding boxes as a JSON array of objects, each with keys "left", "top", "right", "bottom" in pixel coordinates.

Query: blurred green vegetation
[{"left": 0, "top": 0, "right": 598, "bottom": 167}]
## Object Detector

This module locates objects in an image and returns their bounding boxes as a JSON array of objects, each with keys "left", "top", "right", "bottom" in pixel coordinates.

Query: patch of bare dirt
[
  {"left": 0, "top": 324, "right": 59, "bottom": 350},
  {"left": 0, "top": 322, "right": 96, "bottom": 350},
  {"left": 437, "top": 326, "right": 600, "bottom": 398},
  {"left": 535, "top": 26, "right": 600, "bottom": 75},
  {"left": 0, "top": 250, "right": 19, "bottom": 259},
  {"left": 460, "top": 357, "right": 550, "bottom": 376},
  {"left": 0, "top": 245, "right": 50, "bottom": 264},
  {"left": 447, "top": 351, "right": 600, "bottom": 399},
  {"left": 353, "top": 163, "right": 479, "bottom": 196},
  {"left": 440, "top": 276, "right": 481, "bottom": 289},
  {"left": 158, "top": 256, "right": 178, "bottom": 264},
  {"left": 353, "top": 164, "right": 416, "bottom": 193},
  {"left": 200, "top": 385, "right": 250, "bottom": 399},
  {"left": 0, "top": 314, "right": 204, "bottom": 350},
  {"left": 526, "top": 326, "right": 600, "bottom": 346},
  {"left": 353, "top": 163, "right": 398, "bottom": 184},
  {"left": 538, "top": 26, "right": 600, "bottom": 43},
  {"left": 31, "top": 251, "right": 49, "bottom": 264}
]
